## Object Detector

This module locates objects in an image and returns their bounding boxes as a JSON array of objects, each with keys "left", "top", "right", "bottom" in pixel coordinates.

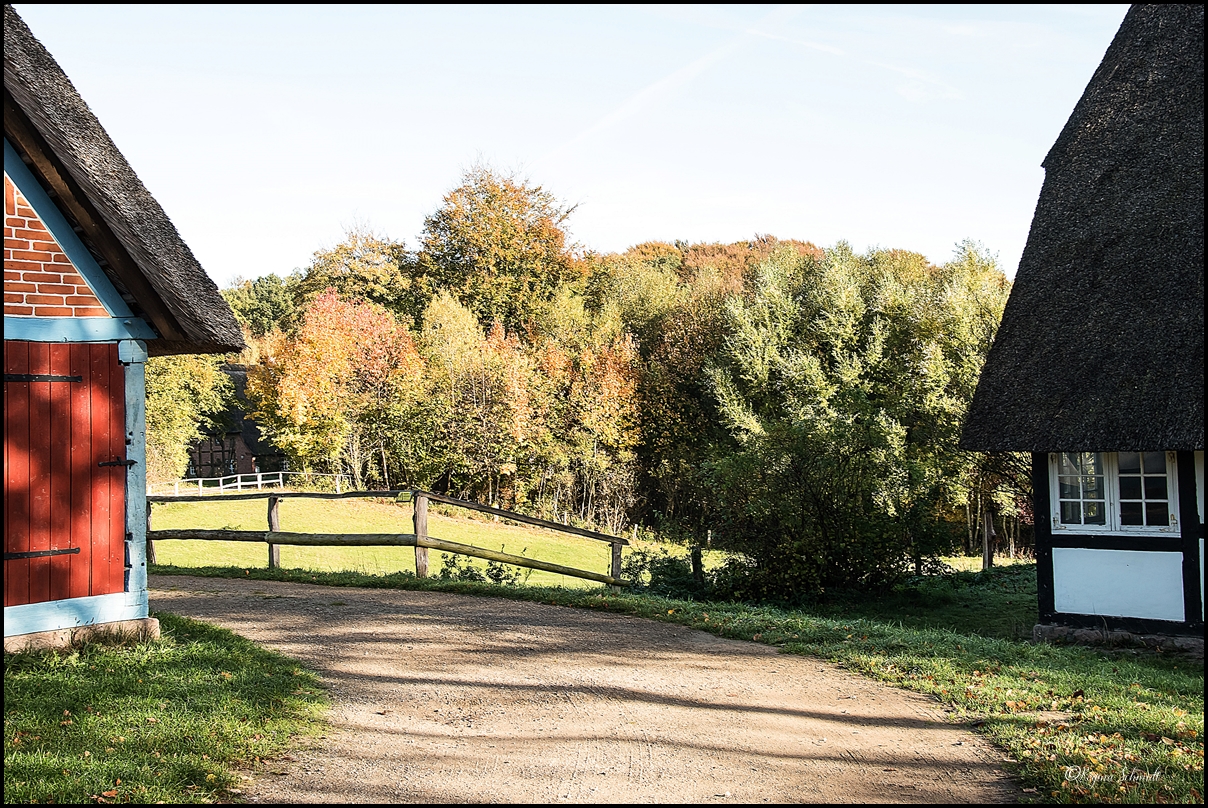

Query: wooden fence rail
[{"left": 146, "top": 489, "right": 631, "bottom": 588}]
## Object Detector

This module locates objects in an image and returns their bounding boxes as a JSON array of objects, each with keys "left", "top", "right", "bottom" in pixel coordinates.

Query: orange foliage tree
[{"left": 247, "top": 291, "right": 424, "bottom": 488}]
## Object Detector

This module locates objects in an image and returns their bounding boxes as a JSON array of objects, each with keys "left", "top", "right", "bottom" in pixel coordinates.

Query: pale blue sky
[{"left": 14, "top": 4, "right": 1130, "bottom": 285}]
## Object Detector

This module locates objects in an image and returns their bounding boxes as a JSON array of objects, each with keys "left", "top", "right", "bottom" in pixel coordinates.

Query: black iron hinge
[
  {"left": 98, "top": 459, "right": 137, "bottom": 467},
  {"left": 4, "top": 374, "right": 83, "bottom": 382},
  {"left": 4, "top": 548, "right": 82, "bottom": 560}
]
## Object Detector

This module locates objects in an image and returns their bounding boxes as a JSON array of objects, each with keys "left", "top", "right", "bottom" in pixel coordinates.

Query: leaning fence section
[{"left": 145, "top": 489, "right": 631, "bottom": 588}]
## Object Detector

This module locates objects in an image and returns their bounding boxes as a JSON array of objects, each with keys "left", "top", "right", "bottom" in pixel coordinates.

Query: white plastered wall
[{"left": 1052, "top": 548, "right": 1184, "bottom": 622}]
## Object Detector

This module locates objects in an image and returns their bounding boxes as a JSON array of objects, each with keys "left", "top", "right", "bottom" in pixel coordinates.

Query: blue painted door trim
[
  {"left": 121, "top": 340, "right": 150, "bottom": 609},
  {"left": 3, "top": 591, "right": 148, "bottom": 637},
  {"left": 3, "top": 315, "right": 157, "bottom": 342}
]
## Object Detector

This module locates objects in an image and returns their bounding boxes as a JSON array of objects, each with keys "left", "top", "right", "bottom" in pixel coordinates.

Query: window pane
[
  {"left": 1119, "top": 476, "right": 1142, "bottom": 500},
  {"left": 1120, "top": 502, "right": 1144, "bottom": 525},
  {"left": 1142, "top": 452, "right": 1165, "bottom": 474},
  {"left": 1083, "top": 501, "right": 1106, "bottom": 525},
  {"left": 1118, "top": 452, "right": 1141, "bottom": 473},
  {"left": 1145, "top": 502, "right": 1168, "bottom": 527},
  {"left": 1060, "top": 453, "right": 1080, "bottom": 474},
  {"left": 1082, "top": 475, "right": 1104, "bottom": 500},
  {"left": 1081, "top": 453, "right": 1103, "bottom": 475},
  {"left": 1059, "top": 477, "right": 1081, "bottom": 499},
  {"left": 1144, "top": 476, "right": 1168, "bottom": 500},
  {"left": 1060, "top": 501, "right": 1081, "bottom": 524}
]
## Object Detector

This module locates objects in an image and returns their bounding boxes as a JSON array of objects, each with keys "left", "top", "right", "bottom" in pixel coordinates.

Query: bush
[
  {"left": 621, "top": 548, "right": 704, "bottom": 599},
  {"left": 438, "top": 551, "right": 526, "bottom": 586},
  {"left": 438, "top": 554, "right": 486, "bottom": 582},
  {"left": 485, "top": 558, "right": 523, "bottom": 586}
]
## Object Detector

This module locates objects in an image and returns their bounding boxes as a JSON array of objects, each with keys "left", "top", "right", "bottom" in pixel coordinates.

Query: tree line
[{"left": 146, "top": 166, "right": 1028, "bottom": 596}]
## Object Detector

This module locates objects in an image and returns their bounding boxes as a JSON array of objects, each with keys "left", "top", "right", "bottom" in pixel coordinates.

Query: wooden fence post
[
  {"left": 414, "top": 493, "right": 429, "bottom": 578},
  {"left": 146, "top": 504, "right": 156, "bottom": 565},
  {"left": 982, "top": 506, "right": 995, "bottom": 571},
  {"left": 690, "top": 546, "right": 704, "bottom": 587},
  {"left": 610, "top": 541, "right": 622, "bottom": 592},
  {"left": 268, "top": 496, "right": 281, "bottom": 569}
]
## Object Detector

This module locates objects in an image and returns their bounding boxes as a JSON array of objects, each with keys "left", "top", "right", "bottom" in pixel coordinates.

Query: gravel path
[{"left": 150, "top": 575, "right": 1019, "bottom": 804}]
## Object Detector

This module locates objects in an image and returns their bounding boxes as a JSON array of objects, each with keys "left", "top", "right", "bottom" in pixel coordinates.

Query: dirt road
[{"left": 149, "top": 575, "right": 1019, "bottom": 804}]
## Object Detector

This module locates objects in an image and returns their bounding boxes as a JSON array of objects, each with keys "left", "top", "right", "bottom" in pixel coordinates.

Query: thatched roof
[
  {"left": 4, "top": 4, "right": 243, "bottom": 356},
  {"left": 961, "top": 4, "right": 1203, "bottom": 453}
]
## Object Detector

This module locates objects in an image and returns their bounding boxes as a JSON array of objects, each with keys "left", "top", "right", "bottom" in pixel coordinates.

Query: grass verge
[
  {"left": 150, "top": 562, "right": 1203, "bottom": 804},
  {"left": 816, "top": 561, "right": 1040, "bottom": 640},
  {"left": 3, "top": 612, "right": 327, "bottom": 804}
]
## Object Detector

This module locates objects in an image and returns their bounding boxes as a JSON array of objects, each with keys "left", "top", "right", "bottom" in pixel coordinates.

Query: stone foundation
[
  {"left": 1033, "top": 623, "right": 1203, "bottom": 659},
  {"left": 4, "top": 617, "right": 161, "bottom": 653}
]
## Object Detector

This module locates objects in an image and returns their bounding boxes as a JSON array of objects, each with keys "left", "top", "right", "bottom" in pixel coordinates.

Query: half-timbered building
[
  {"left": 961, "top": 4, "right": 1204, "bottom": 642},
  {"left": 4, "top": 4, "right": 244, "bottom": 650}
]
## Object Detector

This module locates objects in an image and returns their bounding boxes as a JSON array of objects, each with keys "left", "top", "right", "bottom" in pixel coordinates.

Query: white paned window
[
  {"left": 1049, "top": 452, "right": 1179, "bottom": 533},
  {"left": 1056, "top": 452, "right": 1108, "bottom": 526}
]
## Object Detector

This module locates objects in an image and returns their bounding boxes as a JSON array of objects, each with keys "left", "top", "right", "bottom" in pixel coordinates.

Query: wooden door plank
[
  {"left": 106, "top": 345, "right": 126, "bottom": 596},
  {"left": 68, "top": 342, "right": 94, "bottom": 600},
  {"left": 47, "top": 343, "right": 73, "bottom": 602},
  {"left": 89, "top": 343, "right": 114, "bottom": 597},
  {"left": 4, "top": 341, "right": 32, "bottom": 608},
  {"left": 27, "top": 342, "right": 52, "bottom": 604}
]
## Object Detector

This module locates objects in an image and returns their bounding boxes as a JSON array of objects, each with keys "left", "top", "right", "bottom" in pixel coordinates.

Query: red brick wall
[{"left": 4, "top": 174, "right": 107, "bottom": 317}]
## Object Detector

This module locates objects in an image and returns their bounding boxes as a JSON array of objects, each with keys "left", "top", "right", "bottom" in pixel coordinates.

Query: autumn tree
[
  {"left": 566, "top": 333, "right": 640, "bottom": 532},
  {"left": 418, "top": 166, "right": 578, "bottom": 330},
  {"left": 247, "top": 291, "right": 425, "bottom": 488}
]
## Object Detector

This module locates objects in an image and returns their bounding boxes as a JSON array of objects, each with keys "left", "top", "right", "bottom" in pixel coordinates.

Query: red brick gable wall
[{"left": 4, "top": 174, "right": 107, "bottom": 317}]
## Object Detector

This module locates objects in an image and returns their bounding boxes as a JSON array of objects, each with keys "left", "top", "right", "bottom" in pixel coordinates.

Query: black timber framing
[
  {"left": 1033, "top": 453, "right": 1057, "bottom": 622},
  {"left": 1177, "top": 451, "right": 1204, "bottom": 628},
  {"left": 1031, "top": 451, "right": 1204, "bottom": 637},
  {"left": 1041, "top": 612, "right": 1198, "bottom": 636}
]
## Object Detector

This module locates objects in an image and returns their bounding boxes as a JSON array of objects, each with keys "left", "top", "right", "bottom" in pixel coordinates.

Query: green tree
[
  {"left": 416, "top": 291, "right": 538, "bottom": 506},
  {"left": 296, "top": 227, "right": 426, "bottom": 323},
  {"left": 704, "top": 242, "right": 1011, "bottom": 598},
  {"left": 418, "top": 166, "right": 578, "bottom": 330},
  {"left": 144, "top": 355, "right": 233, "bottom": 483},
  {"left": 221, "top": 273, "right": 301, "bottom": 337}
]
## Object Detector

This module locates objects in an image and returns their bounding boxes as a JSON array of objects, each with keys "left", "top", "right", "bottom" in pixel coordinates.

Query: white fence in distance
[{"left": 148, "top": 471, "right": 352, "bottom": 497}]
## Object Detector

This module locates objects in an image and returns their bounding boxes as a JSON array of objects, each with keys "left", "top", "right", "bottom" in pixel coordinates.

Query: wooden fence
[{"left": 145, "top": 489, "right": 631, "bottom": 588}]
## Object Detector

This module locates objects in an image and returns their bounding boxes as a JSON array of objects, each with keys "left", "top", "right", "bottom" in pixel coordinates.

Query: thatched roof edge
[
  {"left": 4, "top": 4, "right": 244, "bottom": 355},
  {"left": 961, "top": 4, "right": 1203, "bottom": 452}
]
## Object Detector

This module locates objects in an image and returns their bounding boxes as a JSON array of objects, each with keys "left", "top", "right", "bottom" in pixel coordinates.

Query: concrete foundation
[
  {"left": 4, "top": 617, "right": 161, "bottom": 653},
  {"left": 1033, "top": 623, "right": 1203, "bottom": 659}
]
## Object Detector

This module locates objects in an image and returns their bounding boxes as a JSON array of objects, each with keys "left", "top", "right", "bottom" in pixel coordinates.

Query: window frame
[{"left": 1048, "top": 451, "right": 1181, "bottom": 535}]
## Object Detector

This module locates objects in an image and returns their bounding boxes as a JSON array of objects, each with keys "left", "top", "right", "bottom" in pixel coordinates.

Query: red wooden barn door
[{"left": 4, "top": 340, "right": 126, "bottom": 607}]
